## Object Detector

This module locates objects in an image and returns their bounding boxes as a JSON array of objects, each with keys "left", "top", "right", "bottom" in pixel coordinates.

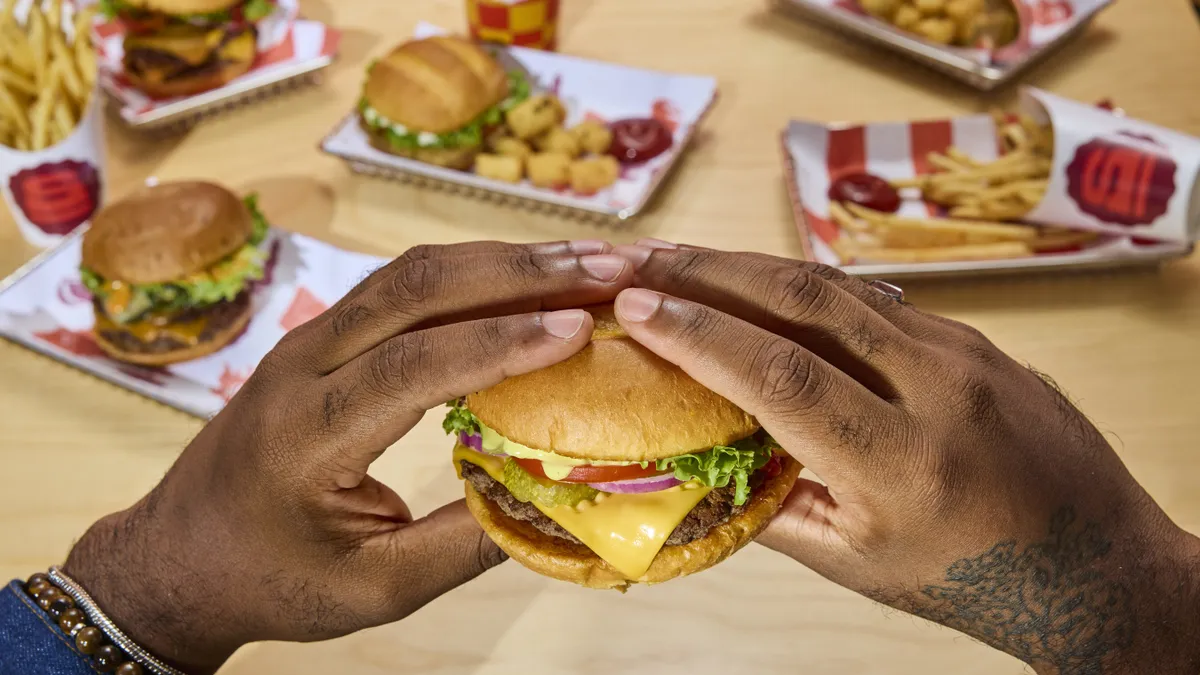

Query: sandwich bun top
[
  {"left": 120, "top": 0, "right": 244, "bottom": 15},
  {"left": 466, "top": 305, "right": 759, "bottom": 463},
  {"left": 82, "top": 181, "right": 254, "bottom": 284},
  {"left": 363, "top": 36, "right": 509, "bottom": 135}
]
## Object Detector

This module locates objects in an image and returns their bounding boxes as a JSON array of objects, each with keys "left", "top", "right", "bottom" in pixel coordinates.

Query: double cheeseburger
[
  {"left": 358, "top": 35, "right": 531, "bottom": 170},
  {"left": 80, "top": 181, "right": 269, "bottom": 366},
  {"left": 99, "top": 0, "right": 275, "bottom": 98},
  {"left": 446, "top": 306, "right": 802, "bottom": 590}
]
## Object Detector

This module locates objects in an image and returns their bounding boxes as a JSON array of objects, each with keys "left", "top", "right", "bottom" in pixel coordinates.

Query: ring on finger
[{"left": 868, "top": 280, "right": 905, "bottom": 303}]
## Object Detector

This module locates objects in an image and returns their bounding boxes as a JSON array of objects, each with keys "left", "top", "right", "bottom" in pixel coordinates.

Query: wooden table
[{"left": 3, "top": 1, "right": 1200, "bottom": 673}]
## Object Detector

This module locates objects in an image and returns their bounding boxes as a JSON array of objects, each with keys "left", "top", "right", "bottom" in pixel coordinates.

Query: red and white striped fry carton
[
  {"left": 86, "top": 0, "right": 340, "bottom": 127},
  {"left": 1020, "top": 88, "right": 1200, "bottom": 244},
  {"left": 782, "top": 106, "right": 1192, "bottom": 279}
]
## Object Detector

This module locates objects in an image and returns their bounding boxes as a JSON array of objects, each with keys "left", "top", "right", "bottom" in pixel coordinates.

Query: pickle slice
[{"left": 503, "top": 459, "right": 599, "bottom": 508}]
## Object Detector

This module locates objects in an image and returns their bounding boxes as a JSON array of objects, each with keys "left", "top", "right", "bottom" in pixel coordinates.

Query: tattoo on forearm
[{"left": 869, "top": 507, "right": 1134, "bottom": 674}]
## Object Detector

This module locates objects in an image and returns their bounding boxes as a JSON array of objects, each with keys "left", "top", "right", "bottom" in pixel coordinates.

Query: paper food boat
[
  {"left": 87, "top": 0, "right": 340, "bottom": 130},
  {"left": 0, "top": 227, "right": 386, "bottom": 417},
  {"left": 320, "top": 22, "right": 718, "bottom": 222},
  {"left": 773, "top": 0, "right": 1111, "bottom": 90},
  {"left": 783, "top": 90, "right": 1196, "bottom": 279}
]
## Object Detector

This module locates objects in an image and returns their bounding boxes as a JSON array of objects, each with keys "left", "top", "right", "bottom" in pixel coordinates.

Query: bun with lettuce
[
  {"left": 446, "top": 305, "right": 802, "bottom": 591},
  {"left": 80, "top": 181, "right": 269, "bottom": 366}
]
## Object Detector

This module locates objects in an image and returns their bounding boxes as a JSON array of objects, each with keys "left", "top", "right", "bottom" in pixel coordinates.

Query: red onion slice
[
  {"left": 458, "top": 432, "right": 483, "bottom": 451},
  {"left": 588, "top": 473, "right": 682, "bottom": 494}
]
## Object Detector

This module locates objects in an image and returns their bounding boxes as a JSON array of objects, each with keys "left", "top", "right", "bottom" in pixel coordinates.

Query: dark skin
[{"left": 59, "top": 239, "right": 1198, "bottom": 673}]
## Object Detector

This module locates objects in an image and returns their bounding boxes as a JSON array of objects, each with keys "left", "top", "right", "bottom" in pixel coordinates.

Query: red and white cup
[
  {"left": 0, "top": 88, "right": 106, "bottom": 249},
  {"left": 1021, "top": 88, "right": 1200, "bottom": 244}
]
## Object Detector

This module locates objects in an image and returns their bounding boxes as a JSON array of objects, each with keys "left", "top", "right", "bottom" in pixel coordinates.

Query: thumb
[{"left": 757, "top": 477, "right": 854, "bottom": 576}]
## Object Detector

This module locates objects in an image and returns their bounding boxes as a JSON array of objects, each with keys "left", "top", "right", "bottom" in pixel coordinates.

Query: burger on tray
[
  {"left": 445, "top": 306, "right": 802, "bottom": 590},
  {"left": 98, "top": 0, "right": 277, "bottom": 97},
  {"left": 80, "top": 181, "right": 269, "bottom": 366}
]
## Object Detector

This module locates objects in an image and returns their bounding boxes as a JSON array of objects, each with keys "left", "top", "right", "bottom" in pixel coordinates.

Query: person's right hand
[{"left": 611, "top": 242, "right": 1200, "bottom": 675}]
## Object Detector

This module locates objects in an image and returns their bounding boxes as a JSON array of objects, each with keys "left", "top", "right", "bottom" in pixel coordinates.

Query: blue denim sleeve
[{"left": 0, "top": 580, "right": 96, "bottom": 674}]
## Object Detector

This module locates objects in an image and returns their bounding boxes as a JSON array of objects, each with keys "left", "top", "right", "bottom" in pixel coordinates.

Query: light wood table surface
[{"left": 3, "top": 1, "right": 1200, "bottom": 673}]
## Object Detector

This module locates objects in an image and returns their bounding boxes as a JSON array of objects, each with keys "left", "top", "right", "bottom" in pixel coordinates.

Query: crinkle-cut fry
[
  {"left": 0, "top": 81, "right": 30, "bottom": 135},
  {"left": 829, "top": 201, "right": 868, "bottom": 233},
  {"left": 1029, "top": 230, "right": 1100, "bottom": 252},
  {"left": 0, "top": 67, "right": 37, "bottom": 97},
  {"left": 843, "top": 202, "right": 894, "bottom": 225},
  {"left": 977, "top": 202, "right": 1035, "bottom": 220},
  {"left": 1017, "top": 186, "right": 1046, "bottom": 205},
  {"left": 928, "top": 152, "right": 972, "bottom": 172},
  {"left": 930, "top": 159, "right": 1048, "bottom": 185},
  {"left": 853, "top": 242, "right": 1033, "bottom": 263},
  {"left": 945, "top": 147, "right": 982, "bottom": 167},
  {"left": 859, "top": 206, "right": 1042, "bottom": 242},
  {"left": 889, "top": 176, "right": 928, "bottom": 190},
  {"left": 831, "top": 236, "right": 859, "bottom": 264},
  {"left": 977, "top": 179, "right": 1050, "bottom": 201}
]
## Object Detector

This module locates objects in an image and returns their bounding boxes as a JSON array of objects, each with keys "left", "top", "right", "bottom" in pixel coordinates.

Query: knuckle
[
  {"left": 673, "top": 304, "right": 723, "bottom": 349},
  {"left": 796, "top": 260, "right": 849, "bottom": 283},
  {"left": 768, "top": 267, "right": 836, "bottom": 320},
  {"left": 754, "top": 341, "right": 822, "bottom": 414},
  {"left": 502, "top": 251, "right": 553, "bottom": 282},
  {"left": 950, "top": 368, "right": 1002, "bottom": 430},
  {"left": 398, "top": 244, "right": 442, "bottom": 263},
  {"left": 386, "top": 257, "right": 439, "bottom": 309},
  {"left": 655, "top": 248, "right": 710, "bottom": 285}
]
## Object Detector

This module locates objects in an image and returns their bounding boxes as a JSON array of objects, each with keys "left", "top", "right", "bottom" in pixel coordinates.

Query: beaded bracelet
[{"left": 23, "top": 569, "right": 186, "bottom": 675}]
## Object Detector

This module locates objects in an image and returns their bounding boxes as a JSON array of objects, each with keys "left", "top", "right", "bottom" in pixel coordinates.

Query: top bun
[
  {"left": 122, "top": 0, "right": 244, "bottom": 14},
  {"left": 363, "top": 36, "right": 509, "bottom": 135},
  {"left": 82, "top": 181, "right": 253, "bottom": 284},
  {"left": 467, "top": 305, "right": 759, "bottom": 463}
]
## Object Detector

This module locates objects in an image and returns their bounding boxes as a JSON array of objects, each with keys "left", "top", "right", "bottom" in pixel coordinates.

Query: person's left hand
[{"left": 63, "top": 240, "right": 634, "bottom": 674}]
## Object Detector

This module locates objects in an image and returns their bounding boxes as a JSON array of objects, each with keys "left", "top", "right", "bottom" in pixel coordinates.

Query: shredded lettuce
[
  {"left": 443, "top": 400, "right": 482, "bottom": 436},
  {"left": 362, "top": 70, "right": 532, "bottom": 151},
  {"left": 81, "top": 194, "right": 270, "bottom": 324},
  {"left": 99, "top": 0, "right": 271, "bottom": 23},
  {"left": 242, "top": 0, "right": 275, "bottom": 21}
]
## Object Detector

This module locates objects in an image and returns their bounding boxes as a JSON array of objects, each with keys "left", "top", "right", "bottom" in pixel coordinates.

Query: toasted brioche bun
[
  {"left": 362, "top": 119, "right": 480, "bottom": 169},
  {"left": 92, "top": 299, "right": 252, "bottom": 367},
  {"left": 121, "top": 0, "right": 243, "bottom": 14},
  {"left": 467, "top": 305, "right": 759, "bottom": 463},
  {"left": 124, "top": 56, "right": 254, "bottom": 99},
  {"left": 363, "top": 36, "right": 508, "bottom": 135},
  {"left": 82, "top": 181, "right": 253, "bottom": 285},
  {"left": 465, "top": 453, "right": 802, "bottom": 590}
]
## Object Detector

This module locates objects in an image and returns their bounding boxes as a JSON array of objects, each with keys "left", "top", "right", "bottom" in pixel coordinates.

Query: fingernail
[
  {"left": 568, "top": 239, "right": 610, "bottom": 255},
  {"left": 636, "top": 238, "right": 677, "bottom": 250},
  {"left": 616, "top": 289, "right": 662, "bottom": 323},
  {"left": 580, "top": 254, "right": 627, "bottom": 282},
  {"left": 613, "top": 244, "right": 652, "bottom": 270},
  {"left": 542, "top": 310, "right": 587, "bottom": 339}
]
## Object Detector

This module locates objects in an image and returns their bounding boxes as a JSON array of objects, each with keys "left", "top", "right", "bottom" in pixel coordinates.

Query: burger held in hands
[
  {"left": 99, "top": 0, "right": 277, "bottom": 98},
  {"left": 445, "top": 305, "right": 802, "bottom": 590},
  {"left": 80, "top": 181, "right": 270, "bottom": 366}
]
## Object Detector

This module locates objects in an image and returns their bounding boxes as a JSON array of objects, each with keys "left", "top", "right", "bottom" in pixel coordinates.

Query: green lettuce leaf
[
  {"left": 443, "top": 400, "right": 481, "bottom": 436},
  {"left": 243, "top": 193, "right": 269, "bottom": 245},
  {"left": 362, "top": 70, "right": 532, "bottom": 152},
  {"left": 242, "top": 0, "right": 275, "bottom": 22},
  {"left": 98, "top": 0, "right": 134, "bottom": 18},
  {"left": 657, "top": 438, "right": 775, "bottom": 506}
]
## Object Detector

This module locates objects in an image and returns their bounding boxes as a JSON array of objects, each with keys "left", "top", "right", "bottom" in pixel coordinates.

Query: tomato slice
[{"left": 512, "top": 458, "right": 667, "bottom": 483}]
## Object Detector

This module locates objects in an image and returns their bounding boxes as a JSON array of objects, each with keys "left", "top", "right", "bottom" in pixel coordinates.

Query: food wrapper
[
  {"left": 1020, "top": 88, "right": 1200, "bottom": 244},
  {"left": 321, "top": 22, "right": 718, "bottom": 220},
  {"left": 468, "top": 0, "right": 559, "bottom": 50},
  {"left": 0, "top": 228, "right": 386, "bottom": 417},
  {"left": 86, "top": 0, "right": 340, "bottom": 125},
  {"left": 783, "top": 107, "right": 1192, "bottom": 278}
]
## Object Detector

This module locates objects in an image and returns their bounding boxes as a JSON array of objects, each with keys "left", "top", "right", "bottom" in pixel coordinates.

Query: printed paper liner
[
  {"left": 0, "top": 228, "right": 387, "bottom": 418},
  {"left": 320, "top": 22, "right": 718, "bottom": 220},
  {"left": 782, "top": 111, "right": 1192, "bottom": 278},
  {"left": 85, "top": 0, "right": 340, "bottom": 126}
]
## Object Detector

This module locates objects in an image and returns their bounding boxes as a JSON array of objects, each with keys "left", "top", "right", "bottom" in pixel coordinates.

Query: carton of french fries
[{"left": 0, "top": 0, "right": 105, "bottom": 248}]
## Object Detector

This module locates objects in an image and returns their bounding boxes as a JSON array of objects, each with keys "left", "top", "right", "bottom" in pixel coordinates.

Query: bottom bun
[
  {"left": 92, "top": 302, "right": 252, "bottom": 367},
  {"left": 465, "top": 454, "right": 802, "bottom": 591},
  {"left": 362, "top": 119, "right": 480, "bottom": 170},
  {"left": 126, "top": 58, "right": 254, "bottom": 99}
]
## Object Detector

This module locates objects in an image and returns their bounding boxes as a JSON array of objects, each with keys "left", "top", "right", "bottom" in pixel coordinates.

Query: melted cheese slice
[
  {"left": 126, "top": 27, "right": 227, "bottom": 66},
  {"left": 95, "top": 309, "right": 209, "bottom": 346},
  {"left": 454, "top": 446, "right": 713, "bottom": 579}
]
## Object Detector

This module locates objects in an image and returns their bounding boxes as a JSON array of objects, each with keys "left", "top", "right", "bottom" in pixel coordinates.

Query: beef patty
[
  {"left": 97, "top": 292, "right": 250, "bottom": 355},
  {"left": 124, "top": 26, "right": 255, "bottom": 82},
  {"left": 461, "top": 461, "right": 752, "bottom": 547}
]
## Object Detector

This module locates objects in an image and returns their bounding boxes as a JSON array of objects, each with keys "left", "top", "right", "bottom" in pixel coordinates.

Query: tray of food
[
  {"left": 320, "top": 23, "right": 718, "bottom": 223},
  {"left": 782, "top": 88, "right": 1198, "bottom": 279},
  {"left": 0, "top": 180, "right": 385, "bottom": 417},
  {"left": 773, "top": 0, "right": 1111, "bottom": 90},
  {"left": 87, "top": 0, "right": 340, "bottom": 131}
]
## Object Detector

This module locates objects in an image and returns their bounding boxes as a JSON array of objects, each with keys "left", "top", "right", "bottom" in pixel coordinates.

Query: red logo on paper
[
  {"left": 1065, "top": 137, "right": 1177, "bottom": 227},
  {"left": 8, "top": 160, "right": 101, "bottom": 236},
  {"left": 1032, "top": 0, "right": 1073, "bottom": 25},
  {"left": 211, "top": 365, "right": 252, "bottom": 402},
  {"left": 35, "top": 328, "right": 106, "bottom": 357},
  {"left": 280, "top": 287, "right": 328, "bottom": 332}
]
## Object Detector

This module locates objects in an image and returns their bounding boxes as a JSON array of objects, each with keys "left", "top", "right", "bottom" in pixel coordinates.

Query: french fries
[
  {"left": 829, "top": 112, "right": 1100, "bottom": 264},
  {"left": 0, "top": 0, "right": 97, "bottom": 151}
]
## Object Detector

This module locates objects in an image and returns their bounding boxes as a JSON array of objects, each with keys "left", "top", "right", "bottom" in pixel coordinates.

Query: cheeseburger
[
  {"left": 80, "top": 181, "right": 269, "bottom": 366},
  {"left": 446, "top": 306, "right": 801, "bottom": 590},
  {"left": 358, "top": 35, "right": 531, "bottom": 170},
  {"left": 99, "top": 0, "right": 275, "bottom": 98}
]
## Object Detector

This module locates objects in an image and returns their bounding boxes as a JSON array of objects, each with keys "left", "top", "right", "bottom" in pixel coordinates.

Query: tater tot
[
  {"left": 914, "top": 0, "right": 945, "bottom": 14},
  {"left": 568, "top": 156, "right": 620, "bottom": 195},
  {"left": 916, "top": 17, "right": 956, "bottom": 43},
  {"left": 505, "top": 94, "right": 566, "bottom": 140},
  {"left": 860, "top": 0, "right": 900, "bottom": 20},
  {"left": 474, "top": 154, "right": 524, "bottom": 183},
  {"left": 954, "top": 12, "right": 980, "bottom": 43},
  {"left": 534, "top": 127, "right": 582, "bottom": 157},
  {"left": 492, "top": 136, "right": 532, "bottom": 160},
  {"left": 893, "top": 4, "right": 922, "bottom": 29},
  {"left": 527, "top": 152, "right": 571, "bottom": 188},
  {"left": 944, "top": 0, "right": 983, "bottom": 20},
  {"left": 570, "top": 120, "right": 613, "bottom": 154}
]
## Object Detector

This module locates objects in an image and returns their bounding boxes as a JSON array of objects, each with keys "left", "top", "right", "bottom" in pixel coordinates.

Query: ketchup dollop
[
  {"left": 608, "top": 118, "right": 673, "bottom": 165},
  {"left": 828, "top": 172, "right": 901, "bottom": 213}
]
